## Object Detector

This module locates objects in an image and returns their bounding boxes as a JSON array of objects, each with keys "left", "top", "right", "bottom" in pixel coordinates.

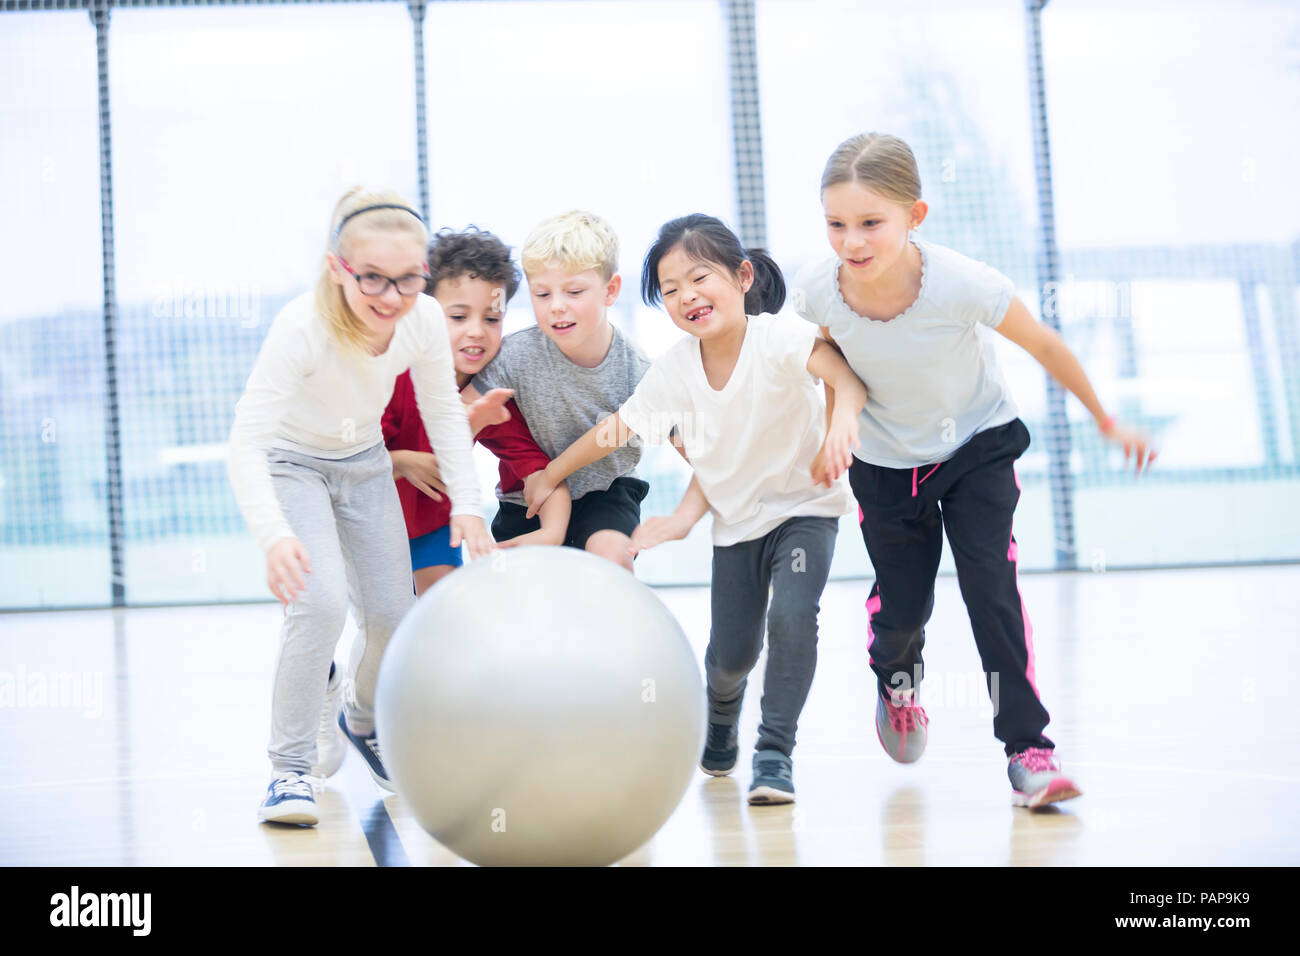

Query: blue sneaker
[
  {"left": 1008, "top": 748, "right": 1081, "bottom": 809},
  {"left": 338, "top": 711, "right": 395, "bottom": 792},
  {"left": 876, "top": 690, "right": 928, "bottom": 764},
  {"left": 700, "top": 722, "right": 739, "bottom": 776},
  {"left": 258, "top": 771, "right": 318, "bottom": 826},
  {"left": 747, "top": 751, "right": 795, "bottom": 805}
]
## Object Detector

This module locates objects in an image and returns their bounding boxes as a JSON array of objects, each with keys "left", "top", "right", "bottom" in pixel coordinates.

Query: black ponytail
[
  {"left": 742, "top": 248, "right": 785, "bottom": 314},
  {"left": 642, "top": 214, "right": 786, "bottom": 315}
]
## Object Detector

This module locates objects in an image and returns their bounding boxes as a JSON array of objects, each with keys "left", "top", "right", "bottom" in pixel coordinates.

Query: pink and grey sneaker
[
  {"left": 1008, "top": 748, "right": 1082, "bottom": 808},
  {"left": 875, "top": 690, "right": 929, "bottom": 764}
]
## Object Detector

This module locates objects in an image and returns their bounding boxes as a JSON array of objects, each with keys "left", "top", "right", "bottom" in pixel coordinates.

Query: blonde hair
[
  {"left": 820, "top": 132, "right": 922, "bottom": 205},
  {"left": 520, "top": 210, "right": 619, "bottom": 282},
  {"left": 314, "top": 186, "right": 428, "bottom": 353}
]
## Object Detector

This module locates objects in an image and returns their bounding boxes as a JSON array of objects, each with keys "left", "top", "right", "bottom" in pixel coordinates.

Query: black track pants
[{"left": 848, "top": 419, "right": 1054, "bottom": 756}]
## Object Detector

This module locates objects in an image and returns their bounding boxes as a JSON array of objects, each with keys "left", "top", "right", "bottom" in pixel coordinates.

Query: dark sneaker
[
  {"left": 338, "top": 711, "right": 395, "bottom": 792},
  {"left": 747, "top": 751, "right": 795, "bottom": 805},
  {"left": 700, "top": 721, "right": 739, "bottom": 776},
  {"left": 876, "top": 690, "right": 929, "bottom": 764},
  {"left": 258, "top": 771, "right": 318, "bottom": 826},
  {"left": 1008, "top": 748, "right": 1081, "bottom": 809}
]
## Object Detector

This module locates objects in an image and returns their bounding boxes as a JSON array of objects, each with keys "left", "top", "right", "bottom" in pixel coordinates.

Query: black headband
[{"left": 333, "top": 204, "right": 425, "bottom": 244}]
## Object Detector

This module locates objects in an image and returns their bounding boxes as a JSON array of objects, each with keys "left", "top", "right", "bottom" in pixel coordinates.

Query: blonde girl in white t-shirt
[
  {"left": 228, "top": 187, "right": 499, "bottom": 826},
  {"left": 523, "top": 214, "right": 866, "bottom": 805}
]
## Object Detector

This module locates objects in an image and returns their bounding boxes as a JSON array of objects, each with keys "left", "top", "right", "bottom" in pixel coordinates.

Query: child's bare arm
[
  {"left": 536, "top": 481, "right": 571, "bottom": 543},
  {"left": 628, "top": 474, "right": 710, "bottom": 556},
  {"left": 808, "top": 337, "right": 866, "bottom": 416},
  {"left": 996, "top": 297, "right": 1155, "bottom": 472},
  {"left": 498, "top": 477, "right": 571, "bottom": 551},
  {"left": 806, "top": 338, "right": 866, "bottom": 485},
  {"left": 502, "top": 482, "right": 572, "bottom": 548},
  {"left": 523, "top": 413, "right": 635, "bottom": 518},
  {"left": 816, "top": 326, "right": 840, "bottom": 460}
]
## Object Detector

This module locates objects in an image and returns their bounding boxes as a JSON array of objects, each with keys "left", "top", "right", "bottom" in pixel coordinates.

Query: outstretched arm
[
  {"left": 523, "top": 412, "right": 636, "bottom": 518},
  {"left": 996, "top": 297, "right": 1155, "bottom": 472},
  {"left": 628, "top": 474, "right": 710, "bottom": 557},
  {"left": 459, "top": 383, "right": 515, "bottom": 436},
  {"left": 806, "top": 337, "right": 867, "bottom": 486},
  {"left": 537, "top": 484, "right": 572, "bottom": 540},
  {"left": 480, "top": 398, "right": 568, "bottom": 547},
  {"left": 501, "top": 481, "right": 573, "bottom": 549}
]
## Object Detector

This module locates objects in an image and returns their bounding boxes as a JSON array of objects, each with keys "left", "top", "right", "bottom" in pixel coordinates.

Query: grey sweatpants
[
  {"left": 266, "top": 442, "right": 414, "bottom": 774},
  {"left": 706, "top": 516, "right": 839, "bottom": 757}
]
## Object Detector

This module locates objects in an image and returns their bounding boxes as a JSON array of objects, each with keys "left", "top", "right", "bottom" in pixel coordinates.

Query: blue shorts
[{"left": 409, "top": 525, "right": 464, "bottom": 571}]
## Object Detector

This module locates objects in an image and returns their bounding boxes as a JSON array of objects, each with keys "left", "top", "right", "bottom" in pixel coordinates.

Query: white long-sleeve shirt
[{"left": 227, "top": 291, "right": 480, "bottom": 553}]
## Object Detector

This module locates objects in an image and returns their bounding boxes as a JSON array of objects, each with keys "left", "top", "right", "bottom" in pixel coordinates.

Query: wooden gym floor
[{"left": 1, "top": 564, "right": 1297, "bottom": 866}]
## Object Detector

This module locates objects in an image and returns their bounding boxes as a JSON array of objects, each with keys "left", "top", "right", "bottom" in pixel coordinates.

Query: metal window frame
[
  {"left": 1024, "top": 0, "right": 1074, "bottom": 569},
  {"left": 1, "top": 0, "right": 1082, "bottom": 602}
]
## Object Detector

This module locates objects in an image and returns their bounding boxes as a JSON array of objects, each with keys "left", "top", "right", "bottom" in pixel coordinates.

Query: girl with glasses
[{"left": 227, "top": 187, "right": 497, "bottom": 826}]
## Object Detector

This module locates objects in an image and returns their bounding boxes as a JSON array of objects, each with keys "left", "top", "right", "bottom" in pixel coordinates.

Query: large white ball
[{"left": 376, "top": 545, "right": 706, "bottom": 866}]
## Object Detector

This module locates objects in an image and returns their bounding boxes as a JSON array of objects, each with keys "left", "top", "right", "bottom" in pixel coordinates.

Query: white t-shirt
[
  {"left": 618, "top": 310, "right": 853, "bottom": 547},
  {"left": 227, "top": 292, "right": 480, "bottom": 553},
  {"left": 793, "top": 237, "right": 1019, "bottom": 468}
]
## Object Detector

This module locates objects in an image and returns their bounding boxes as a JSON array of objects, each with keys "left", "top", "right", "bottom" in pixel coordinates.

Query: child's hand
[
  {"left": 468, "top": 388, "right": 514, "bottom": 434},
  {"left": 523, "top": 469, "right": 559, "bottom": 520},
  {"left": 1100, "top": 418, "right": 1158, "bottom": 474},
  {"left": 809, "top": 447, "right": 830, "bottom": 488},
  {"left": 391, "top": 449, "right": 445, "bottom": 501},
  {"left": 449, "top": 514, "right": 496, "bottom": 560},
  {"left": 628, "top": 515, "right": 691, "bottom": 557},
  {"left": 266, "top": 538, "right": 311, "bottom": 607},
  {"left": 813, "top": 418, "right": 859, "bottom": 486}
]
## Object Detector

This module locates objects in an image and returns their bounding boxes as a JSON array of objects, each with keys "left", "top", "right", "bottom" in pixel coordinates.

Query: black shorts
[{"left": 491, "top": 477, "right": 650, "bottom": 550}]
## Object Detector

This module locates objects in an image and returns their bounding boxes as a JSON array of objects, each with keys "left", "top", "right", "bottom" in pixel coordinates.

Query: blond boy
[{"left": 463, "top": 211, "right": 650, "bottom": 570}]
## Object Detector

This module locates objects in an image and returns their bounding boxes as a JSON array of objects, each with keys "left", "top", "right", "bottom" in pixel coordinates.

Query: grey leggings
[
  {"left": 266, "top": 443, "right": 413, "bottom": 774},
  {"left": 706, "top": 516, "right": 839, "bottom": 757}
]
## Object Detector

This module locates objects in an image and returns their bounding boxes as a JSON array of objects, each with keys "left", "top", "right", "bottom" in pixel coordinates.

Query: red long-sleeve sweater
[{"left": 381, "top": 370, "right": 551, "bottom": 539}]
